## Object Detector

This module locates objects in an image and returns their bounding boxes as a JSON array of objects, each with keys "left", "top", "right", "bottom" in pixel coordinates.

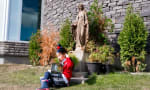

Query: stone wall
[
  {"left": 41, "top": 0, "right": 150, "bottom": 52},
  {"left": 0, "top": 41, "right": 29, "bottom": 56},
  {"left": 41, "top": 0, "right": 150, "bottom": 30},
  {"left": 41, "top": 0, "right": 95, "bottom": 30},
  {"left": 0, "top": 41, "right": 29, "bottom": 64},
  {"left": 102, "top": 0, "right": 150, "bottom": 52}
]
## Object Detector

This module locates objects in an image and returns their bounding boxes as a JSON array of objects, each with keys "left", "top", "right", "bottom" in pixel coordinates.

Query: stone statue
[{"left": 72, "top": 4, "right": 89, "bottom": 51}]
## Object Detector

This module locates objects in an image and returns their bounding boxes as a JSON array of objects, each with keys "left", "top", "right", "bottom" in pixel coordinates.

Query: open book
[{"left": 48, "top": 63, "right": 62, "bottom": 74}]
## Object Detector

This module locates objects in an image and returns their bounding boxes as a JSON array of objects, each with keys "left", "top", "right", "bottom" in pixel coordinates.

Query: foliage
[
  {"left": 39, "top": 29, "right": 59, "bottom": 66},
  {"left": 51, "top": 58, "right": 60, "bottom": 64},
  {"left": 89, "top": 45, "right": 115, "bottom": 64},
  {"left": 29, "top": 30, "right": 41, "bottom": 66},
  {"left": 137, "top": 63, "right": 147, "bottom": 72},
  {"left": 88, "top": 0, "right": 114, "bottom": 45},
  {"left": 98, "top": 45, "right": 115, "bottom": 64},
  {"left": 59, "top": 19, "right": 75, "bottom": 51},
  {"left": 68, "top": 53, "right": 79, "bottom": 67},
  {"left": 85, "top": 40, "right": 96, "bottom": 53},
  {"left": 118, "top": 5, "right": 148, "bottom": 72},
  {"left": 86, "top": 73, "right": 97, "bottom": 85},
  {"left": 86, "top": 0, "right": 115, "bottom": 63},
  {"left": 89, "top": 52, "right": 100, "bottom": 63}
]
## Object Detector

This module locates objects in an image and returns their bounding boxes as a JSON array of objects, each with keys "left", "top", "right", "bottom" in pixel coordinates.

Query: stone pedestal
[{"left": 72, "top": 48, "right": 88, "bottom": 72}]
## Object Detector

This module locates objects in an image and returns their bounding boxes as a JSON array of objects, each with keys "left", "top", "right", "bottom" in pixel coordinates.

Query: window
[
  {"left": 20, "top": 0, "right": 41, "bottom": 41},
  {"left": 7, "top": 0, "right": 22, "bottom": 41}
]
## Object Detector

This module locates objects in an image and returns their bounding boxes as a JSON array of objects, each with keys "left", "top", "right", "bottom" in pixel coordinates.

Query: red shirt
[{"left": 62, "top": 57, "right": 74, "bottom": 82}]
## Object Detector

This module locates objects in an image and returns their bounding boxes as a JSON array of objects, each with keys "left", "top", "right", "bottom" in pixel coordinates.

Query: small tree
[
  {"left": 39, "top": 30, "right": 59, "bottom": 66},
  {"left": 59, "top": 19, "right": 74, "bottom": 51},
  {"left": 29, "top": 30, "right": 41, "bottom": 66},
  {"left": 118, "top": 5, "right": 148, "bottom": 72},
  {"left": 88, "top": 0, "right": 114, "bottom": 45}
]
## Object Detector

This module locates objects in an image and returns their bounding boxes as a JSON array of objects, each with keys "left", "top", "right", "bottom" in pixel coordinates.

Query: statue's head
[{"left": 78, "top": 4, "right": 84, "bottom": 11}]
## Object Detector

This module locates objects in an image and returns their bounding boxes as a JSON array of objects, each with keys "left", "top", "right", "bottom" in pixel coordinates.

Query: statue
[{"left": 72, "top": 4, "right": 89, "bottom": 51}]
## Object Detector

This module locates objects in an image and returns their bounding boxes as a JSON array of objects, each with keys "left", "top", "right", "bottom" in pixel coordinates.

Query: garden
[
  {"left": 0, "top": 0, "right": 150, "bottom": 90},
  {"left": 29, "top": 0, "right": 148, "bottom": 73}
]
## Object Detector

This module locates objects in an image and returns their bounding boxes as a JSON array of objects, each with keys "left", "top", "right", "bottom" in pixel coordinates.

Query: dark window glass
[{"left": 20, "top": 0, "right": 41, "bottom": 41}]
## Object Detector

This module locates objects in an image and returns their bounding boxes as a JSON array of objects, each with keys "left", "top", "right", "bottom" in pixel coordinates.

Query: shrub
[
  {"left": 118, "top": 5, "right": 148, "bottom": 72},
  {"left": 98, "top": 45, "right": 115, "bottom": 64},
  {"left": 68, "top": 53, "right": 79, "bottom": 67},
  {"left": 39, "top": 29, "right": 59, "bottom": 66},
  {"left": 59, "top": 19, "right": 74, "bottom": 51},
  {"left": 85, "top": 40, "right": 96, "bottom": 53},
  {"left": 88, "top": 45, "right": 115, "bottom": 64},
  {"left": 88, "top": 0, "right": 114, "bottom": 45},
  {"left": 29, "top": 30, "right": 41, "bottom": 66},
  {"left": 88, "top": 52, "right": 100, "bottom": 63}
]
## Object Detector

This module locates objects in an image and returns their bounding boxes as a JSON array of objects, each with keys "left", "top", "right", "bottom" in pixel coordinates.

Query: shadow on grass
[
  {"left": 49, "top": 82, "right": 81, "bottom": 90},
  {"left": 86, "top": 74, "right": 97, "bottom": 85}
]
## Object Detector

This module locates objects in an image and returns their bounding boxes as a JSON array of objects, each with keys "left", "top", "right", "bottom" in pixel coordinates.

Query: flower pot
[
  {"left": 102, "top": 64, "right": 113, "bottom": 74},
  {"left": 86, "top": 62, "right": 102, "bottom": 75}
]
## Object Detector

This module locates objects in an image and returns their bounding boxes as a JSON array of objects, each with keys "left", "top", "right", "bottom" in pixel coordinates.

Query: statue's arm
[
  {"left": 76, "top": 14, "right": 79, "bottom": 22},
  {"left": 73, "top": 14, "right": 79, "bottom": 26}
]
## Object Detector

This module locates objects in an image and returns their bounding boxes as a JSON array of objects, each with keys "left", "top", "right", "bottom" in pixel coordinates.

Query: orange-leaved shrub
[{"left": 39, "top": 28, "right": 59, "bottom": 66}]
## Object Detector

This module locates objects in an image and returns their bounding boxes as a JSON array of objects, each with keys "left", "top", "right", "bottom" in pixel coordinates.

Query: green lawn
[
  {"left": 0, "top": 64, "right": 46, "bottom": 90},
  {"left": 60, "top": 73, "right": 150, "bottom": 90},
  {"left": 0, "top": 64, "right": 150, "bottom": 90}
]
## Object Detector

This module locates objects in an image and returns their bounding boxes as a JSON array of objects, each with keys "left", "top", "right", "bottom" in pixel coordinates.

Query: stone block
[
  {"left": 108, "top": 2, "right": 116, "bottom": 7},
  {"left": 115, "top": 24, "right": 122, "bottom": 29}
]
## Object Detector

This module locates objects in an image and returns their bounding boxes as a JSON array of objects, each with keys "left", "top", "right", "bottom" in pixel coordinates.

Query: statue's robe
[{"left": 75, "top": 10, "right": 89, "bottom": 50}]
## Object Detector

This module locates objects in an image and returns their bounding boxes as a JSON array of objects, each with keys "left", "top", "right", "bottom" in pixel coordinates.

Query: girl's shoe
[{"left": 36, "top": 88, "right": 50, "bottom": 90}]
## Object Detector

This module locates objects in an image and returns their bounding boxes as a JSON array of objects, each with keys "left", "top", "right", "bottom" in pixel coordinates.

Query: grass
[
  {"left": 60, "top": 73, "right": 150, "bottom": 90},
  {"left": 1, "top": 64, "right": 150, "bottom": 90},
  {"left": 0, "top": 64, "right": 47, "bottom": 90},
  {"left": 0, "top": 68, "right": 42, "bottom": 85}
]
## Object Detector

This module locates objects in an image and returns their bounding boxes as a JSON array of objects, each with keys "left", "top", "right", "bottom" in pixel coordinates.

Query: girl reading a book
[{"left": 38, "top": 44, "right": 74, "bottom": 90}]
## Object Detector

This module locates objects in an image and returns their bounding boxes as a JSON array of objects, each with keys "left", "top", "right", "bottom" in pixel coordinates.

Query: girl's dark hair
[{"left": 57, "top": 47, "right": 67, "bottom": 54}]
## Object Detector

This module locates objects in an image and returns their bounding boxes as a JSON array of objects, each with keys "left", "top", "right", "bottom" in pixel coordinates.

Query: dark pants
[
  {"left": 40, "top": 72, "right": 54, "bottom": 88},
  {"left": 40, "top": 72, "right": 67, "bottom": 89}
]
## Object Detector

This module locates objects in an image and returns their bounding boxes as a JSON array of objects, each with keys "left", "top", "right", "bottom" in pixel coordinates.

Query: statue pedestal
[{"left": 72, "top": 48, "right": 88, "bottom": 73}]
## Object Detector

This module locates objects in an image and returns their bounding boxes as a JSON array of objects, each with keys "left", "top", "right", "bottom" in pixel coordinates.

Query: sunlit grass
[
  {"left": 60, "top": 73, "right": 150, "bottom": 90},
  {"left": 1, "top": 65, "right": 150, "bottom": 90}
]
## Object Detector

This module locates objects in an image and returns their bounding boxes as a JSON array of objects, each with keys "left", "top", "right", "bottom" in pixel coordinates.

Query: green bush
[
  {"left": 59, "top": 19, "right": 74, "bottom": 51},
  {"left": 89, "top": 52, "right": 100, "bottom": 63},
  {"left": 118, "top": 5, "right": 148, "bottom": 72},
  {"left": 85, "top": 40, "right": 96, "bottom": 53},
  {"left": 53, "top": 58, "right": 60, "bottom": 64},
  {"left": 29, "top": 30, "right": 41, "bottom": 66},
  {"left": 98, "top": 45, "right": 115, "bottom": 64},
  {"left": 89, "top": 45, "right": 115, "bottom": 64},
  {"left": 88, "top": 0, "right": 114, "bottom": 45},
  {"left": 68, "top": 53, "right": 79, "bottom": 67}
]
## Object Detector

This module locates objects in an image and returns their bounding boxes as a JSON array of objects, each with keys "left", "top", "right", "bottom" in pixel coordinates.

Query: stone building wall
[
  {"left": 0, "top": 41, "right": 29, "bottom": 56},
  {"left": 41, "top": 0, "right": 150, "bottom": 52},
  {"left": 0, "top": 41, "right": 29, "bottom": 64},
  {"left": 41, "top": 0, "right": 95, "bottom": 30}
]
